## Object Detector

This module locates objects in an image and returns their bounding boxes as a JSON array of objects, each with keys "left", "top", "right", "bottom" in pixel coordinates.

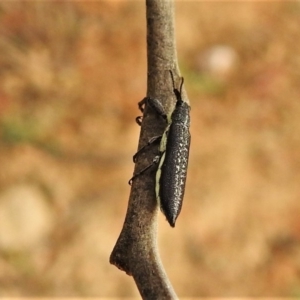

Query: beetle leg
[
  {"left": 133, "top": 135, "right": 162, "bottom": 163},
  {"left": 135, "top": 97, "right": 167, "bottom": 126},
  {"left": 135, "top": 97, "right": 148, "bottom": 126},
  {"left": 129, "top": 97, "right": 168, "bottom": 184},
  {"left": 136, "top": 116, "right": 143, "bottom": 126},
  {"left": 138, "top": 97, "right": 147, "bottom": 112},
  {"left": 147, "top": 97, "right": 167, "bottom": 121},
  {"left": 128, "top": 155, "right": 160, "bottom": 185}
]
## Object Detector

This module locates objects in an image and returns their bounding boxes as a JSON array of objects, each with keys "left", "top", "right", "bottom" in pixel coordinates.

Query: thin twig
[{"left": 110, "top": 0, "right": 189, "bottom": 298}]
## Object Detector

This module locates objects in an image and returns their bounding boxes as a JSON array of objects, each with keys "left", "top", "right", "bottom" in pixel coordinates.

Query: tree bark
[{"left": 110, "top": 0, "right": 189, "bottom": 298}]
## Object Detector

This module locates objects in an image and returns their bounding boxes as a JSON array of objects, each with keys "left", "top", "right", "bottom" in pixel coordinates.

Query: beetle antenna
[
  {"left": 169, "top": 70, "right": 184, "bottom": 94},
  {"left": 169, "top": 70, "right": 184, "bottom": 102},
  {"left": 179, "top": 77, "right": 184, "bottom": 95},
  {"left": 169, "top": 70, "right": 176, "bottom": 91}
]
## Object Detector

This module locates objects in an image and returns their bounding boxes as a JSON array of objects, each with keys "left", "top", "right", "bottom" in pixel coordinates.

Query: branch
[{"left": 110, "top": 0, "right": 189, "bottom": 298}]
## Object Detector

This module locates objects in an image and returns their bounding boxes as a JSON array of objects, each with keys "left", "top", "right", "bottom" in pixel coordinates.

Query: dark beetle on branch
[{"left": 129, "top": 71, "right": 191, "bottom": 227}]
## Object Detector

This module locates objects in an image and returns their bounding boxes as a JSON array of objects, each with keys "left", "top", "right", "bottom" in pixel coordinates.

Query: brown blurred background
[{"left": 0, "top": 1, "right": 300, "bottom": 297}]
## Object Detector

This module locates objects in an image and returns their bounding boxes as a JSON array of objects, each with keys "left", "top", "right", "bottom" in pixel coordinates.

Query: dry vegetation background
[{"left": 0, "top": 1, "right": 300, "bottom": 298}]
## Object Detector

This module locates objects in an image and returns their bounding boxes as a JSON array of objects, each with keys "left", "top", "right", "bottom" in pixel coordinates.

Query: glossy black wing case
[{"left": 159, "top": 99, "right": 191, "bottom": 227}]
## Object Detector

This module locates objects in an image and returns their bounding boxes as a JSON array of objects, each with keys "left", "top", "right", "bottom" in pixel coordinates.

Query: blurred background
[{"left": 0, "top": 1, "right": 300, "bottom": 297}]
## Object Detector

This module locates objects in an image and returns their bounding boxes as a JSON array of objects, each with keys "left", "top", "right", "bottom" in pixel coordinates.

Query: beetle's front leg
[
  {"left": 135, "top": 97, "right": 167, "bottom": 126},
  {"left": 135, "top": 97, "right": 148, "bottom": 126}
]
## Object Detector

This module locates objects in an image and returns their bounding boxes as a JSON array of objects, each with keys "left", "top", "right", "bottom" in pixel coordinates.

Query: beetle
[{"left": 129, "top": 71, "right": 191, "bottom": 227}]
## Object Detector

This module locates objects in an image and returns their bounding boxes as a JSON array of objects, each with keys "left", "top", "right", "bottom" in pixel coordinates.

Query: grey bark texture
[{"left": 110, "top": 0, "right": 189, "bottom": 298}]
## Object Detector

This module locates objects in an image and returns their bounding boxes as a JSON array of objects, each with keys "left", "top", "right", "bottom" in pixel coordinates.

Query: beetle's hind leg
[{"left": 128, "top": 155, "right": 160, "bottom": 185}]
